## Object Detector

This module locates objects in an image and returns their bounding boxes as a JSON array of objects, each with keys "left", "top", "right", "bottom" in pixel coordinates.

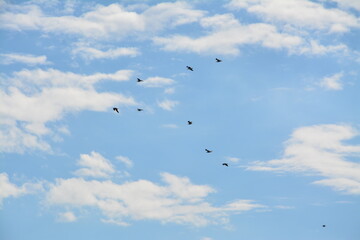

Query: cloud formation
[
  {"left": 138, "top": 77, "right": 175, "bottom": 88},
  {"left": 0, "top": 2, "right": 204, "bottom": 40},
  {"left": 0, "top": 173, "right": 43, "bottom": 205},
  {"left": 57, "top": 211, "right": 77, "bottom": 222},
  {"left": 154, "top": 12, "right": 348, "bottom": 56},
  {"left": 0, "top": 53, "right": 50, "bottom": 65},
  {"left": 116, "top": 155, "right": 133, "bottom": 168},
  {"left": 45, "top": 172, "right": 264, "bottom": 227},
  {"left": 319, "top": 72, "right": 344, "bottom": 90},
  {"left": 72, "top": 43, "right": 140, "bottom": 60},
  {"left": 154, "top": 13, "right": 303, "bottom": 55},
  {"left": 0, "top": 68, "right": 136, "bottom": 153},
  {"left": 74, "top": 152, "right": 116, "bottom": 178},
  {"left": 247, "top": 124, "right": 360, "bottom": 195},
  {"left": 0, "top": 1, "right": 354, "bottom": 57},
  {"left": 158, "top": 99, "right": 179, "bottom": 111},
  {"left": 227, "top": 0, "right": 360, "bottom": 32}
]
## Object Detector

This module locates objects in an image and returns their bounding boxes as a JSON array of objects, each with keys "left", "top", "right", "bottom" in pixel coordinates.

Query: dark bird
[
  {"left": 322, "top": 225, "right": 326, "bottom": 227},
  {"left": 205, "top": 149, "right": 212, "bottom": 153},
  {"left": 137, "top": 78, "right": 144, "bottom": 82},
  {"left": 188, "top": 121, "right": 192, "bottom": 125},
  {"left": 137, "top": 108, "right": 143, "bottom": 111},
  {"left": 222, "top": 163, "right": 229, "bottom": 167},
  {"left": 113, "top": 107, "right": 119, "bottom": 113},
  {"left": 186, "top": 66, "right": 194, "bottom": 71},
  {"left": 216, "top": 58, "right": 222, "bottom": 62}
]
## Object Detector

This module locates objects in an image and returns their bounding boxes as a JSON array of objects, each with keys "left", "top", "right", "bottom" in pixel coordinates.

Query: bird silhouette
[
  {"left": 322, "top": 225, "right": 326, "bottom": 227},
  {"left": 137, "top": 108, "right": 143, "bottom": 111},
  {"left": 137, "top": 78, "right": 144, "bottom": 82},
  {"left": 186, "top": 66, "right": 194, "bottom": 71},
  {"left": 216, "top": 58, "right": 222, "bottom": 62},
  {"left": 222, "top": 163, "right": 229, "bottom": 167},
  {"left": 205, "top": 149, "right": 212, "bottom": 153},
  {"left": 113, "top": 107, "right": 119, "bottom": 113},
  {"left": 188, "top": 121, "right": 192, "bottom": 125}
]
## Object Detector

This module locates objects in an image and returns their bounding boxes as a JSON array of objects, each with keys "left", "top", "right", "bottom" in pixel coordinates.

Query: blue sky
[{"left": 0, "top": 0, "right": 359, "bottom": 239}]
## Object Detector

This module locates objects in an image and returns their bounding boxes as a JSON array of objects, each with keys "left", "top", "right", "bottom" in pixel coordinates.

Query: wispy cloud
[
  {"left": 72, "top": 43, "right": 140, "bottom": 60},
  {"left": 226, "top": 0, "right": 360, "bottom": 33},
  {"left": 0, "top": 68, "right": 136, "bottom": 153},
  {"left": 57, "top": 211, "right": 77, "bottom": 222},
  {"left": 331, "top": 0, "right": 360, "bottom": 11},
  {"left": 164, "top": 87, "right": 175, "bottom": 94},
  {"left": 0, "top": 1, "right": 354, "bottom": 57},
  {"left": 0, "top": 2, "right": 205, "bottom": 40},
  {"left": 139, "top": 77, "right": 175, "bottom": 88},
  {"left": 0, "top": 173, "right": 43, "bottom": 205},
  {"left": 154, "top": 13, "right": 303, "bottom": 55},
  {"left": 247, "top": 124, "right": 360, "bottom": 195},
  {"left": 158, "top": 99, "right": 179, "bottom": 111},
  {"left": 275, "top": 205, "right": 295, "bottom": 210},
  {"left": 201, "top": 237, "right": 213, "bottom": 240},
  {"left": 0, "top": 53, "right": 51, "bottom": 65},
  {"left": 45, "top": 172, "right": 265, "bottom": 227},
  {"left": 319, "top": 72, "right": 344, "bottom": 90},
  {"left": 74, "top": 152, "right": 116, "bottom": 178},
  {"left": 116, "top": 155, "right": 133, "bottom": 168},
  {"left": 226, "top": 157, "right": 240, "bottom": 163}
]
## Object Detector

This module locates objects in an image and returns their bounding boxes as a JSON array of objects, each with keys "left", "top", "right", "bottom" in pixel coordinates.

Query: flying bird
[
  {"left": 137, "top": 108, "right": 144, "bottom": 111},
  {"left": 322, "top": 225, "right": 326, "bottom": 228},
  {"left": 222, "top": 163, "right": 229, "bottom": 167},
  {"left": 216, "top": 58, "right": 222, "bottom": 62},
  {"left": 186, "top": 66, "right": 194, "bottom": 71},
  {"left": 205, "top": 149, "right": 212, "bottom": 153},
  {"left": 137, "top": 78, "right": 144, "bottom": 82},
  {"left": 188, "top": 121, "right": 192, "bottom": 125},
  {"left": 113, "top": 107, "right": 119, "bottom": 113}
]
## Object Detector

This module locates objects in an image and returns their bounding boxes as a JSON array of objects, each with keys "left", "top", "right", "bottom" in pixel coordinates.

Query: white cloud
[
  {"left": 295, "top": 40, "right": 348, "bottom": 56},
  {"left": 57, "top": 211, "right": 77, "bottom": 222},
  {"left": 116, "top": 156, "right": 133, "bottom": 168},
  {"left": 139, "top": 77, "right": 175, "bottom": 88},
  {"left": 0, "top": 123, "right": 51, "bottom": 153},
  {"left": 45, "top": 172, "right": 264, "bottom": 226},
  {"left": 72, "top": 43, "right": 140, "bottom": 60},
  {"left": 164, "top": 87, "right": 175, "bottom": 94},
  {"left": 227, "top": 0, "right": 360, "bottom": 33},
  {"left": 161, "top": 172, "right": 215, "bottom": 202},
  {"left": 0, "top": 173, "right": 27, "bottom": 204},
  {"left": 101, "top": 218, "right": 130, "bottom": 226},
  {"left": 0, "top": 173, "right": 43, "bottom": 205},
  {"left": 154, "top": 13, "right": 304, "bottom": 55},
  {"left": 158, "top": 99, "right": 179, "bottom": 111},
  {"left": 154, "top": 12, "right": 351, "bottom": 56},
  {"left": 0, "top": 2, "right": 205, "bottom": 40},
  {"left": 141, "top": 1, "right": 205, "bottom": 32},
  {"left": 1, "top": 2, "right": 352, "bottom": 57},
  {"left": 275, "top": 205, "right": 295, "bottom": 210},
  {"left": 319, "top": 72, "right": 344, "bottom": 90},
  {"left": 247, "top": 124, "right": 360, "bottom": 195},
  {"left": 74, "top": 152, "right": 116, "bottom": 178},
  {"left": 0, "top": 68, "right": 136, "bottom": 153},
  {"left": 0, "top": 53, "right": 50, "bottom": 65},
  {"left": 329, "top": 0, "right": 360, "bottom": 11},
  {"left": 7, "top": 68, "right": 133, "bottom": 89},
  {"left": 226, "top": 157, "right": 240, "bottom": 163}
]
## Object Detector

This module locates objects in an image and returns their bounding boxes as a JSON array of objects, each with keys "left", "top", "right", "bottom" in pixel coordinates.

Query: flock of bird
[
  {"left": 112, "top": 58, "right": 230, "bottom": 167},
  {"left": 112, "top": 57, "right": 329, "bottom": 229}
]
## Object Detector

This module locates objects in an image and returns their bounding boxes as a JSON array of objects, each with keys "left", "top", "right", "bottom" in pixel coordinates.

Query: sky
[{"left": 0, "top": 0, "right": 359, "bottom": 239}]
